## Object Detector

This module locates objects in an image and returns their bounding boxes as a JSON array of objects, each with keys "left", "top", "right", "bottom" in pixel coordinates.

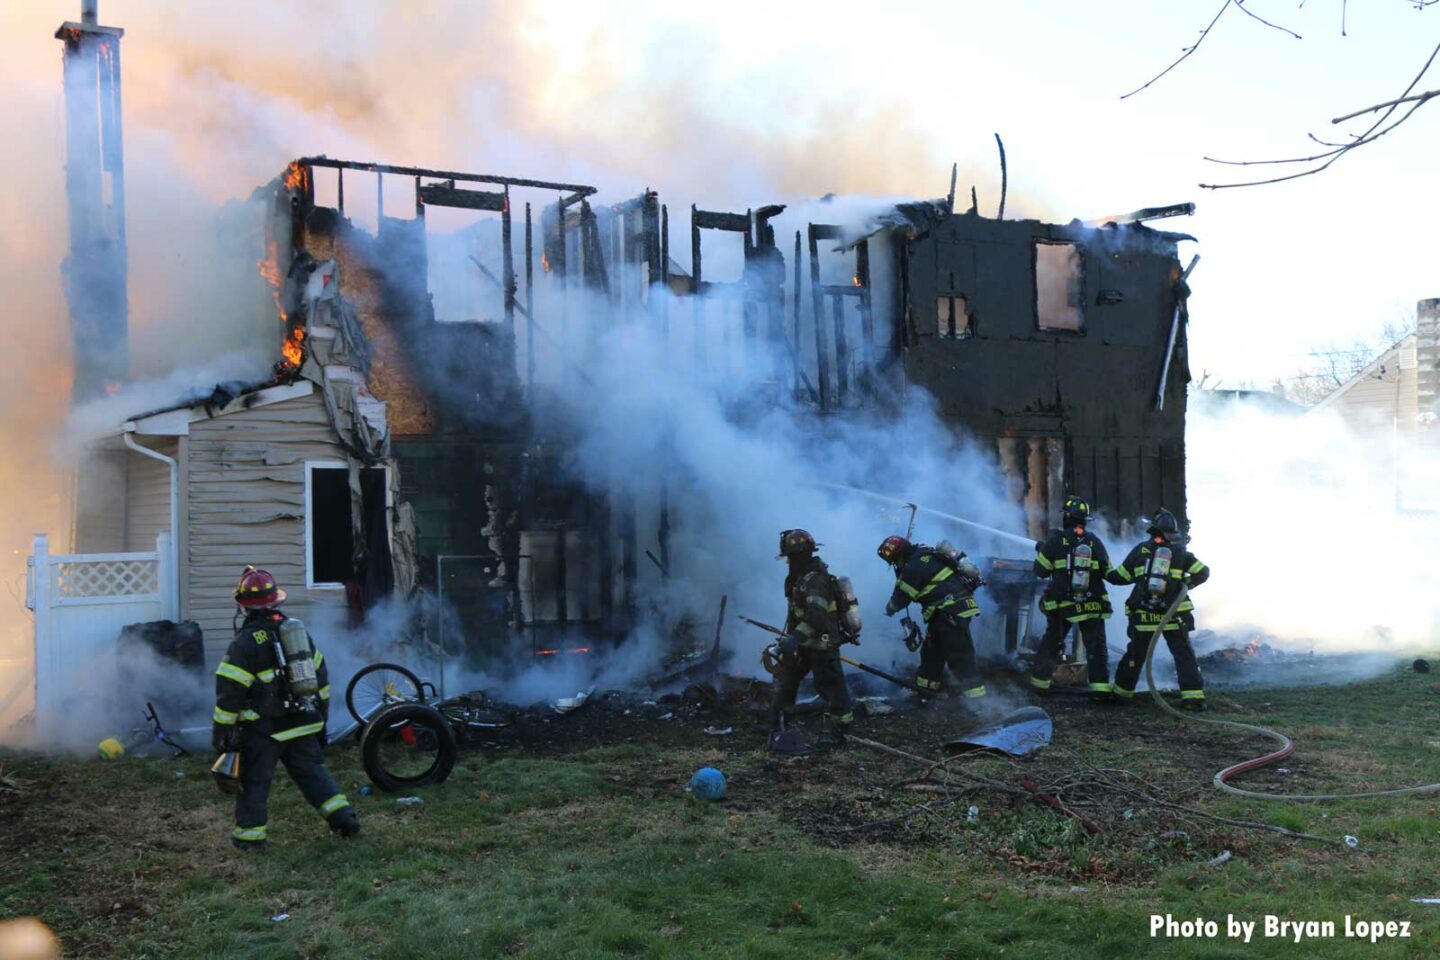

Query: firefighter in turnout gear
[
  {"left": 213, "top": 567, "right": 360, "bottom": 849},
  {"left": 1030, "top": 496, "right": 1115, "bottom": 700},
  {"left": 1106, "top": 510, "right": 1211, "bottom": 709},
  {"left": 770, "top": 530, "right": 856, "bottom": 739},
  {"left": 878, "top": 535, "right": 986, "bottom": 701}
]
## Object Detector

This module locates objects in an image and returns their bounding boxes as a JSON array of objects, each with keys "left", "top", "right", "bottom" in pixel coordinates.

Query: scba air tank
[
  {"left": 1070, "top": 542, "right": 1092, "bottom": 597},
  {"left": 278, "top": 618, "right": 319, "bottom": 698}
]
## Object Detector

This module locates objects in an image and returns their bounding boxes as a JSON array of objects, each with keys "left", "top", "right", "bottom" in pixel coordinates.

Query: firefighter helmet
[
  {"left": 876, "top": 535, "right": 911, "bottom": 567},
  {"left": 1062, "top": 496, "right": 1091, "bottom": 526},
  {"left": 1147, "top": 509, "right": 1180, "bottom": 538},
  {"left": 234, "top": 565, "right": 287, "bottom": 608},
  {"left": 776, "top": 529, "right": 820, "bottom": 559}
]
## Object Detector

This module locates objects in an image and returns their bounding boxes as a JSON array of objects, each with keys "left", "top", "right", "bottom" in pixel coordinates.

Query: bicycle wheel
[
  {"left": 345, "top": 662, "right": 425, "bottom": 725},
  {"left": 360, "top": 702, "right": 457, "bottom": 793}
]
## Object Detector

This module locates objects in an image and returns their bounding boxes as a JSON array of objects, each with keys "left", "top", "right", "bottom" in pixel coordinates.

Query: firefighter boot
[{"left": 328, "top": 808, "right": 361, "bottom": 838}]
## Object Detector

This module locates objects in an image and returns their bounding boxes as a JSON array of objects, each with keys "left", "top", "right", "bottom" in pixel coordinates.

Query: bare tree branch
[
  {"left": 1200, "top": 39, "right": 1440, "bottom": 188},
  {"left": 1235, "top": 0, "right": 1302, "bottom": 39},
  {"left": 1332, "top": 87, "right": 1440, "bottom": 122},
  {"left": 1121, "top": 0, "right": 1234, "bottom": 100}
]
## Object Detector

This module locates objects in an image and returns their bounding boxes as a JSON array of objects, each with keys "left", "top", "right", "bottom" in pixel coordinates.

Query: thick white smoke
[{"left": 1187, "top": 390, "right": 1440, "bottom": 653}]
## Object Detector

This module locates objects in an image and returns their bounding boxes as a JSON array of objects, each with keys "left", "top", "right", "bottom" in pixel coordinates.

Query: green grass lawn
[{"left": 4, "top": 668, "right": 1440, "bottom": 958}]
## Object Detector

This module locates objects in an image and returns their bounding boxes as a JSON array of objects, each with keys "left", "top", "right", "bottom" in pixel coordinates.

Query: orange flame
[
  {"left": 852, "top": 274, "right": 862, "bottom": 287},
  {"left": 280, "top": 327, "right": 306, "bottom": 370},
  {"left": 541, "top": 252, "right": 551, "bottom": 274},
  {"left": 283, "top": 162, "right": 307, "bottom": 192}
]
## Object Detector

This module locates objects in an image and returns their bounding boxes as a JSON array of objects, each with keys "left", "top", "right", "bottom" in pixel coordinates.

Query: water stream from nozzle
[{"left": 809, "top": 482, "right": 1034, "bottom": 549}]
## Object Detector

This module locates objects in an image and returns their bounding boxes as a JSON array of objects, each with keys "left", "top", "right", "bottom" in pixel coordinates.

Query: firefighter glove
[
  {"left": 212, "top": 724, "right": 237, "bottom": 755},
  {"left": 777, "top": 635, "right": 800, "bottom": 657}
]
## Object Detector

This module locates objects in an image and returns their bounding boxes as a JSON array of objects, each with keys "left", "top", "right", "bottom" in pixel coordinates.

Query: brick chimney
[{"left": 1418, "top": 298, "right": 1440, "bottom": 440}]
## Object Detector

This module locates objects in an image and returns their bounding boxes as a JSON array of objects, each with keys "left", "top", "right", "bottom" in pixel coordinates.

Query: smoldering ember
[{"left": 2, "top": 3, "right": 1439, "bottom": 959}]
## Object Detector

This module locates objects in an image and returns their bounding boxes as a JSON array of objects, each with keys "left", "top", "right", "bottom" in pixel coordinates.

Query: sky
[{"left": 1, "top": 0, "right": 1436, "bottom": 391}]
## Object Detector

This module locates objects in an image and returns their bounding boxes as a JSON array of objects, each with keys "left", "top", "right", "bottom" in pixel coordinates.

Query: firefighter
[
  {"left": 771, "top": 529, "right": 855, "bottom": 742},
  {"left": 1107, "top": 509, "right": 1211, "bottom": 709},
  {"left": 213, "top": 566, "right": 360, "bottom": 849},
  {"left": 877, "top": 535, "right": 986, "bottom": 701},
  {"left": 1029, "top": 496, "right": 1114, "bottom": 700}
]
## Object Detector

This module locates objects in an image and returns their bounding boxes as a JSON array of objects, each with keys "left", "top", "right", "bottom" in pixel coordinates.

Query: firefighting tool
[
  {"left": 1140, "top": 586, "right": 1440, "bottom": 809},
  {"left": 903, "top": 502, "right": 918, "bottom": 540},
  {"left": 811, "top": 483, "right": 1034, "bottom": 549},
  {"left": 901, "top": 616, "right": 923, "bottom": 653},
  {"left": 747, "top": 613, "right": 924, "bottom": 693},
  {"left": 211, "top": 750, "right": 243, "bottom": 795}
]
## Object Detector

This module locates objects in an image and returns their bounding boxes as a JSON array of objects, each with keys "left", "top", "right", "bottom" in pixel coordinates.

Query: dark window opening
[
  {"left": 310, "top": 466, "right": 389, "bottom": 586},
  {"left": 310, "top": 467, "right": 354, "bottom": 585},
  {"left": 1035, "top": 241, "right": 1085, "bottom": 332}
]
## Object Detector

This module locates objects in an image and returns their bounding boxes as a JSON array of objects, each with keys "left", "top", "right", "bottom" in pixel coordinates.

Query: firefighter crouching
[
  {"left": 1030, "top": 496, "right": 1115, "bottom": 700},
  {"left": 213, "top": 566, "right": 360, "bottom": 849},
  {"left": 877, "top": 536, "right": 986, "bottom": 701},
  {"left": 770, "top": 529, "right": 857, "bottom": 742},
  {"left": 1106, "top": 510, "right": 1211, "bottom": 709}
]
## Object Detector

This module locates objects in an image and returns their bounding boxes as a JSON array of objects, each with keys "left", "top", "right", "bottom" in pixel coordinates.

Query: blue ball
[{"left": 688, "top": 766, "right": 727, "bottom": 801}]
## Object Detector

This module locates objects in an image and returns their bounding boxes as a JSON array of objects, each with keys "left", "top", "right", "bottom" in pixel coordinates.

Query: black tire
[
  {"left": 360, "top": 702, "right": 457, "bottom": 793},
  {"left": 345, "top": 662, "right": 425, "bottom": 725}
]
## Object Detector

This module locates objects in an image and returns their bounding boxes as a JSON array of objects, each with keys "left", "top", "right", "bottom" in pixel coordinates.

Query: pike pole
[{"left": 738, "top": 616, "right": 927, "bottom": 695}]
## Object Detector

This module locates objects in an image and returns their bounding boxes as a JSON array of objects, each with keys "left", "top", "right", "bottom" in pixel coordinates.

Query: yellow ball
[{"left": 97, "top": 737, "right": 125, "bottom": 760}]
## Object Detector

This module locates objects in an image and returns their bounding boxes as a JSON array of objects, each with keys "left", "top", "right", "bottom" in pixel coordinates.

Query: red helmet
[
  {"left": 877, "top": 536, "right": 911, "bottom": 566},
  {"left": 776, "top": 529, "right": 820, "bottom": 559},
  {"left": 234, "top": 566, "right": 287, "bottom": 609}
]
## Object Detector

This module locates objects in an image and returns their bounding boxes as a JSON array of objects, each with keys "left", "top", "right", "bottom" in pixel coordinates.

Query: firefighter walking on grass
[
  {"left": 770, "top": 529, "right": 856, "bottom": 742},
  {"left": 877, "top": 535, "right": 986, "bottom": 702},
  {"left": 213, "top": 566, "right": 360, "bottom": 849},
  {"left": 1106, "top": 509, "right": 1211, "bottom": 709},
  {"left": 1029, "top": 496, "right": 1115, "bottom": 701}
]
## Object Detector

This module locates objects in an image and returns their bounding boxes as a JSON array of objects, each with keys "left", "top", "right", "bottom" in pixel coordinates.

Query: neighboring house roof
[{"left": 1310, "top": 335, "right": 1414, "bottom": 412}]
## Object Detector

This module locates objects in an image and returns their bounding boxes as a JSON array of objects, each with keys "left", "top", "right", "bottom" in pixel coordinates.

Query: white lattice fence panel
[{"left": 53, "top": 558, "right": 160, "bottom": 599}]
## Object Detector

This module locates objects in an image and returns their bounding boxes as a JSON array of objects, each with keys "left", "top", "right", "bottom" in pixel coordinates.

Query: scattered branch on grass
[
  {"left": 0, "top": 762, "right": 31, "bottom": 796},
  {"left": 1121, "top": 0, "right": 1234, "bottom": 100}
]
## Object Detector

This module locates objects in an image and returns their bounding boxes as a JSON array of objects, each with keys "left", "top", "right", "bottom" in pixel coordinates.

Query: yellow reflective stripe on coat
[
  {"left": 232, "top": 825, "right": 267, "bottom": 841},
  {"left": 915, "top": 676, "right": 942, "bottom": 691},
  {"left": 318, "top": 685, "right": 332, "bottom": 701},
  {"left": 915, "top": 566, "right": 955, "bottom": 598},
  {"left": 313, "top": 650, "right": 324, "bottom": 669},
  {"left": 1112, "top": 565, "right": 1133, "bottom": 583},
  {"left": 1088, "top": 682, "right": 1111, "bottom": 694},
  {"left": 213, "top": 706, "right": 239, "bottom": 725},
  {"left": 1180, "top": 689, "right": 1206, "bottom": 700},
  {"left": 1034, "top": 552, "right": 1054, "bottom": 571},
  {"left": 962, "top": 686, "right": 986, "bottom": 699},
  {"left": 1030, "top": 676, "right": 1052, "bottom": 690},
  {"left": 240, "top": 709, "right": 260, "bottom": 722},
  {"left": 216, "top": 662, "right": 256, "bottom": 687},
  {"left": 271, "top": 722, "right": 325, "bottom": 742},
  {"left": 320, "top": 793, "right": 350, "bottom": 815},
  {"left": 256, "top": 669, "right": 276, "bottom": 683},
  {"left": 898, "top": 578, "right": 922, "bottom": 599}
]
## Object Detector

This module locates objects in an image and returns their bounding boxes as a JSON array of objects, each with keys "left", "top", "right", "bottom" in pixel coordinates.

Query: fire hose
[
  {"left": 809, "top": 484, "right": 1440, "bottom": 804},
  {"left": 1143, "top": 586, "right": 1440, "bottom": 802}
]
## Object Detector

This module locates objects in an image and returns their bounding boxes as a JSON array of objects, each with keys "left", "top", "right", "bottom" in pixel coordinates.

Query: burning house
[{"left": 21, "top": 8, "right": 1201, "bottom": 741}]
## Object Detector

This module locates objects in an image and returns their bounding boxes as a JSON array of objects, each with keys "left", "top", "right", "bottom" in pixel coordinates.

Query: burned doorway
[{"left": 305, "top": 462, "right": 394, "bottom": 614}]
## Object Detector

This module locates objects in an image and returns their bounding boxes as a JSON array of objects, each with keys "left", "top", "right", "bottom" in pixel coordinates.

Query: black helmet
[
  {"left": 1062, "top": 496, "right": 1091, "bottom": 526},
  {"left": 776, "top": 528, "right": 820, "bottom": 559},
  {"left": 1147, "top": 508, "right": 1180, "bottom": 538}
]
